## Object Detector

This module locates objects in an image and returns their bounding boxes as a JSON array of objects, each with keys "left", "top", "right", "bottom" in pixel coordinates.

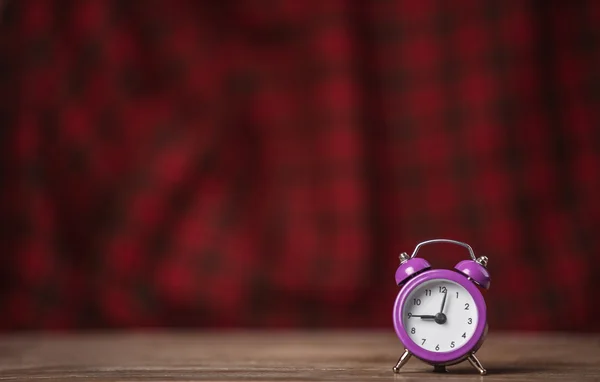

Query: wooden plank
[{"left": 0, "top": 331, "right": 598, "bottom": 381}]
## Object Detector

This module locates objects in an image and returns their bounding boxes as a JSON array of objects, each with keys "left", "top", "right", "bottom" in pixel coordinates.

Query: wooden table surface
[{"left": 0, "top": 331, "right": 598, "bottom": 381}]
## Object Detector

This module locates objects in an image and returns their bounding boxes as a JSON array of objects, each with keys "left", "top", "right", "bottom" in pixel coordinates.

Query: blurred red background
[{"left": 1, "top": 0, "right": 599, "bottom": 331}]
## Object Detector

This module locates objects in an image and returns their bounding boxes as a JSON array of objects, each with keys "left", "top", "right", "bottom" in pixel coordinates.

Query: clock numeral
[
  {"left": 407, "top": 312, "right": 412, "bottom": 319},
  {"left": 462, "top": 332, "right": 467, "bottom": 338},
  {"left": 435, "top": 344, "right": 440, "bottom": 351},
  {"left": 464, "top": 303, "right": 470, "bottom": 310},
  {"left": 450, "top": 341, "right": 455, "bottom": 348},
  {"left": 424, "top": 289, "right": 431, "bottom": 296},
  {"left": 438, "top": 286, "right": 447, "bottom": 293},
  {"left": 413, "top": 298, "right": 421, "bottom": 306},
  {"left": 467, "top": 318, "right": 472, "bottom": 324},
  {"left": 421, "top": 338, "right": 426, "bottom": 345},
  {"left": 456, "top": 292, "right": 459, "bottom": 298},
  {"left": 411, "top": 327, "right": 415, "bottom": 334}
]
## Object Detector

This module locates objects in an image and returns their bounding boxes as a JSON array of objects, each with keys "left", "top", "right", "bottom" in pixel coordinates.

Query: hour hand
[{"left": 411, "top": 314, "right": 435, "bottom": 319}]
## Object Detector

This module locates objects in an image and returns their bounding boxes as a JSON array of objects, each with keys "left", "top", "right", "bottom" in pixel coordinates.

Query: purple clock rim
[{"left": 393, "top": 269, "right": 487, "bottom": 364}]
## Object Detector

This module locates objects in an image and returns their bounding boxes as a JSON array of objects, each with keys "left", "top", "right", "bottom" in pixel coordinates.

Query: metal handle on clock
[{"left": 410, "top": 239, "right": 477, "bottom": 261}]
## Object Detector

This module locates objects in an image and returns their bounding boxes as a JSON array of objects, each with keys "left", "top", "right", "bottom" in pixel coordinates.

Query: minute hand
[{"left": 439, "top": 290, "right": 448, "bottom": 313}]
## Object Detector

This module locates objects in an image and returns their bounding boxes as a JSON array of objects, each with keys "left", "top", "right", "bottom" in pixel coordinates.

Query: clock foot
[
  {"left": 392, "top": 349, "right": 412, "bottom": 373},
  {"left": 433, "top": 365, "right": 448, "bottom": 373},
  {"left": 467, "top": 354, "right": 487, "bottom": 375}
]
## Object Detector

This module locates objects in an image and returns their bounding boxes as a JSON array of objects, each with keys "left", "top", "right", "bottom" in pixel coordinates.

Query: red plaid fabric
[{"left": 1, "top": 0, "right": 600, "bottom": 331}]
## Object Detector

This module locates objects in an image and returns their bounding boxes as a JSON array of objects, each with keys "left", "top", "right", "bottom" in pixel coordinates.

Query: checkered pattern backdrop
[{"left": 1, "top": 0, "right": 600, "bottom": 331}]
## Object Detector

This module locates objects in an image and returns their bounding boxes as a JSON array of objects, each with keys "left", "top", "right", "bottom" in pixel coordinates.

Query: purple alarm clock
[{"left": 392, "top": 239, "right": 490, "bottom": 375}]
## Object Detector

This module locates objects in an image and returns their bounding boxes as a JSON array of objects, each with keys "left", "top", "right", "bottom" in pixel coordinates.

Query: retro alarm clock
[{"left": 392, "top": 239, "right": 490, "bottom": 375}]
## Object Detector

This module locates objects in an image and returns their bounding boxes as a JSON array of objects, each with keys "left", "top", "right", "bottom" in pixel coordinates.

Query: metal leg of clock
[
  {"left": 392, "top": 349, "right": 412, "bottom": 373},
  {"left": 467, "top": 353, "right": 487, "bottom": 376}
]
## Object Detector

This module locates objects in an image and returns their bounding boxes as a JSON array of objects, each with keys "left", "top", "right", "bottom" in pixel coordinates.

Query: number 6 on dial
[{"left": 392, "top": 239, "right": 491, "bottom": 375}]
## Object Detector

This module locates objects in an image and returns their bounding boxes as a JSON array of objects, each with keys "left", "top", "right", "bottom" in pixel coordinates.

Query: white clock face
[{"left": 401, "top": 279, "right": 478, "bottom": 353}]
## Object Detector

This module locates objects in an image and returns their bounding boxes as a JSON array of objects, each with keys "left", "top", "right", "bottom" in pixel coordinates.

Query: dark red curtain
[{"left": 1, "top": 0, "right": 600, "bottom": 331}]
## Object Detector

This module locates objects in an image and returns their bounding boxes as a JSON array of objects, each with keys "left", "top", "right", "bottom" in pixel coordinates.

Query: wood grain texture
[{"left": 0, "top": 331, "right": 598, "bottom": 381}]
